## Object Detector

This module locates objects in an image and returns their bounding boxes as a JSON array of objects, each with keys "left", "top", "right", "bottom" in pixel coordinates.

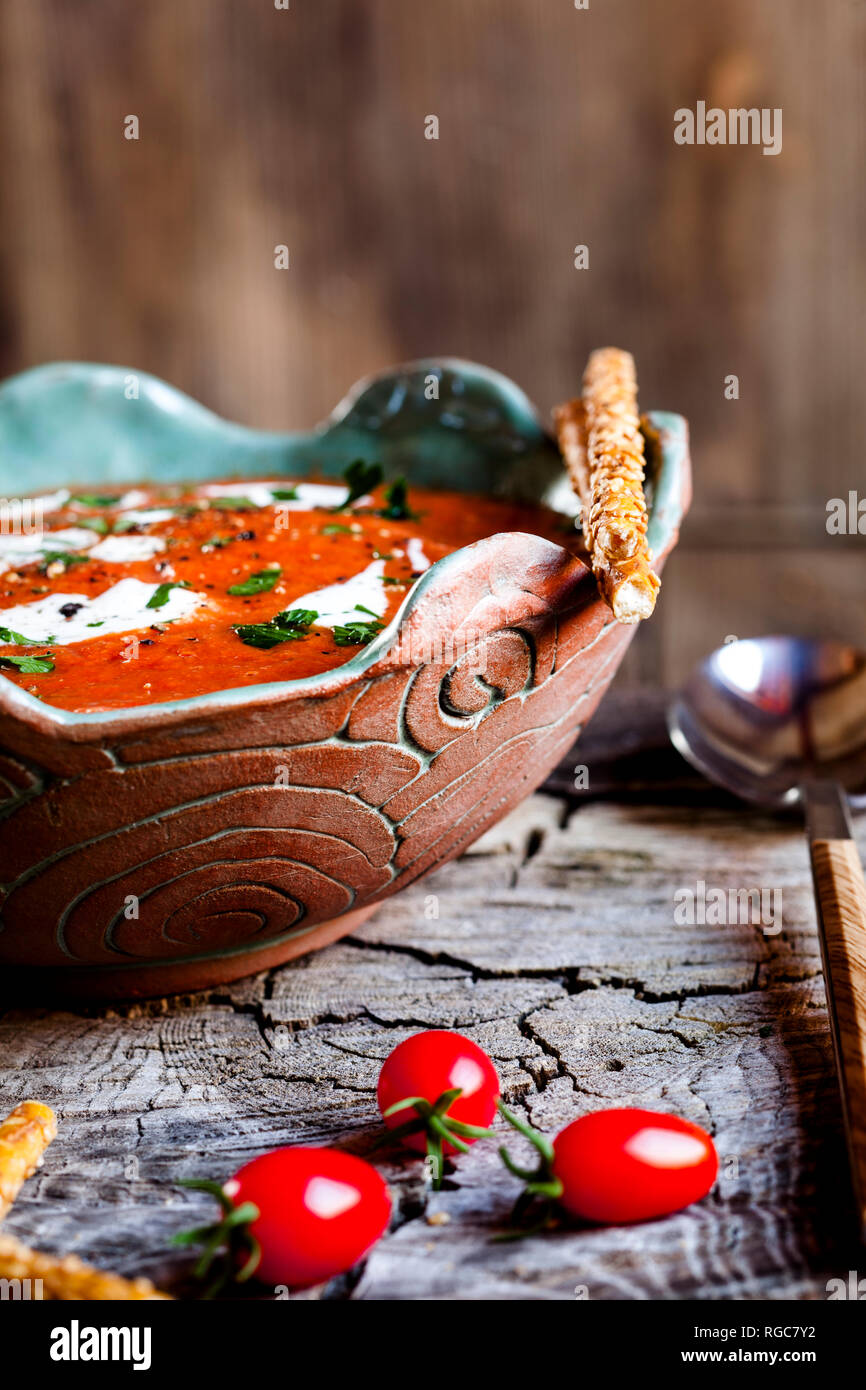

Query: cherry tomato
[
  {"left": 378, "top": 1030, "right": 500, "bottom": 1156},
  {"left": 551, "top": 1108, "right": 718, "bottom": 1223},
  {"left": 223, "top": 1146, "right": 391, "bottom": 1288}
]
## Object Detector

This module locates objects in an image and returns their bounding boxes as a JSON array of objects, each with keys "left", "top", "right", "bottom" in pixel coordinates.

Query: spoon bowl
[{"left": 669, "top": 636, "right": 866, "bottom": 809}]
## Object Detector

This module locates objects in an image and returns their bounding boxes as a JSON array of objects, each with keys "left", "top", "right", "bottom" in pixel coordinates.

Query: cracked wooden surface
[{"left": 0, "top": 695, "right": 862, "bottom": 1300}]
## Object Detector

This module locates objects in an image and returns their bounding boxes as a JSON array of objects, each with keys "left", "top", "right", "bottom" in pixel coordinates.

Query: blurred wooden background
[{"left": 0, "top": 0, "right": 863, "bottom": 686}]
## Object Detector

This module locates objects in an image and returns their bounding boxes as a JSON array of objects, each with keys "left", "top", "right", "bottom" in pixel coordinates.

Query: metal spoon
[{"left": 669, "top": 636, "right": 866, "bottom": 1238}]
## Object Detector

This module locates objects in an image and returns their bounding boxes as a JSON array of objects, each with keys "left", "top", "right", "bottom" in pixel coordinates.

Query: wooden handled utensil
[{"left": 669, "top": 636, "right": 866, "bottom": 1237}]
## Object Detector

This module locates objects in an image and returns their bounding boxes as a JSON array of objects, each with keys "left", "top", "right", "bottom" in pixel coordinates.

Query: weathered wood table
[{"left": 2, "top": 693, "right": 861, "bottom": 1300}]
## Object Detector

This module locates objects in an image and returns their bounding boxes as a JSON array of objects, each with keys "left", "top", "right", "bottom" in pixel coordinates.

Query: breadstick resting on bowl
[{"left": 555, "top": 346, "right": 660, "bottom": 624}]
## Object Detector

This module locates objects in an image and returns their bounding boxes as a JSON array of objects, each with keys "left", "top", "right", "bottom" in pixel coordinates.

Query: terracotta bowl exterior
[{"left": 0, "top": 360, "right": 691, "bottom": 998}]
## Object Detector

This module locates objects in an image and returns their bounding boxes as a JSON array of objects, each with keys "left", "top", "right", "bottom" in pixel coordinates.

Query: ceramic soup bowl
[{"left": 0, "top": 360, "right": 690, "bottom": 998}]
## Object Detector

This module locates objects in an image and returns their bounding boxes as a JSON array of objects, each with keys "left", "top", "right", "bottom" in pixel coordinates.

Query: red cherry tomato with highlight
[
  {"left": 222, "top": 1146, "right": 391, "bottom": 1288},
  {"left": 378, "top": 1030, "right": 500, "bottom": 1156},
  {"left": 551, "top": 1108, "right": 718, "bottom": 1224}
]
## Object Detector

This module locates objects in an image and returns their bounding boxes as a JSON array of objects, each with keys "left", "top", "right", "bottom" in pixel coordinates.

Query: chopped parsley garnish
[
  {"left": 336, "top": 459, "right": 384, "bottom": 510},
  {"left": 331, "top": 606, "right": 384, "bottom": 647},
  {"left": 208, "top": 496, "right": 258, "bottom": 512},
  {"left": 70, "top": 493, "right": 121, "bottom": 507},
  {"left": 146, "top": 580, "right": 191, "bottom": 610},
  {"left": 37, "top": 551, "right": 90, "bottom": 574},
  {"left": 321, "top": 523, "right": 352, "bottom": 536},
  {"left": 372, "top": 550, "right": 394, "bottom": 560},
  {"left": 228, "top": 567, "right": 281, "bottom": 596},
  {"left": 233, "top": 608, "right": 318, "bottom": 649},
  {"left": 270, "top": 488, "right": 299, "bottom": 501},
  {"left": 0, "top": 652, "right": 54, "bottom": 673},
  {"left": 277, "top": 607, "right": 317, "bottom": 629},
  {"left": 78, "top": 516, "right": 110, "bottom": 534},
  {"left": 383, "top": 576, "right": 407, "bottom": 585},
  {"left": 0, "top": 626, "right": 54, "bottom": 645},
  {"left": 378, "top": 476, "right": 417, "bottom": 520}
]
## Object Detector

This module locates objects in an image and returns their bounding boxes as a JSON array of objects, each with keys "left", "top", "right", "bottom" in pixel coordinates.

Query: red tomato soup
[{"left": 0, "top": 475, "right": 575, "bottom": 713}]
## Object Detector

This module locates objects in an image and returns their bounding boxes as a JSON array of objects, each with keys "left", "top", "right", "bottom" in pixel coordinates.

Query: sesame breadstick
[
  {"left": 0, "top": 1232, "right": 172, "bottom": 1300},
  {"left": 555, "top": 347, "right": 660, "bottom": 623},
  {"left": 0, "top": 1101, "right": 57, "bottom": 1221}
]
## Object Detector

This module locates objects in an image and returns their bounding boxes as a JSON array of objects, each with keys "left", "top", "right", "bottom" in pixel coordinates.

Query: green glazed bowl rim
[{"left": 0, "top": 359, "right": 690, "bottom": 735}]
